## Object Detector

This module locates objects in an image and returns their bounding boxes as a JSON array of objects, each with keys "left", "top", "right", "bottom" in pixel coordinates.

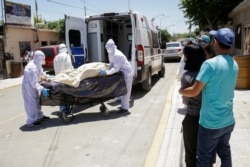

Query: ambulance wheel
[
  {"left": 104, "top": 109, "right": 110, "bottom": 117},
  {"left": 142, "top": 70, "right": 152, "bottom": 91},
  {"left": 100, "top": 105, "right": 106, "bottom": 112},
  {"left": 100, "top": 105, "right": 109, "bottom": 116},
  {"left": 158, "top": 62, "right": 165, "bottom": 78}
]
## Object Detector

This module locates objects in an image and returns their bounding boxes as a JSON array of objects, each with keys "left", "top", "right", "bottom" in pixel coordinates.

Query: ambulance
[{"left": 65, "top": 10, "right": 165, "bottom": 91}]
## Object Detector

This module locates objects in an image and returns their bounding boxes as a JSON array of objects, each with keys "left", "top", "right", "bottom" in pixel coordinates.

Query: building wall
[
  {"left": 229, "top": 0, "right": 250, "bottom": 56},
  {"left": 232, "top": 11, "right": 250, "bottom": 56},
  {"left": 3, "top": 25, "right": 59, "bottom": 77},
  {"left": 38, "top": 30, "right": 59, "bottom": 47},
  {"left": 4, "top": 25, "right": 59, "bottom": 62}
]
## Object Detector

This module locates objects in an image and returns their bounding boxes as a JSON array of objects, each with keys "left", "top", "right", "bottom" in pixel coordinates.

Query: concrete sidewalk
[
  {"left": 157, "top": 81, "right": 250, "bottom": 167},
  {"left": 0, "top": 76, "right": 23, "bottom": 90}
]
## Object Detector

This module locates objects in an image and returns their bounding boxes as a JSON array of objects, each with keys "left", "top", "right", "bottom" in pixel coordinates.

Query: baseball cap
[
  {"left": 209, "top": 30, "right": 216, "bottom": 36},
  {"left": 209, "top": 28, "right": 235, "bottom": 47},
  {"left": 198, "top": 35, "right": 210, "bottom": 43}
]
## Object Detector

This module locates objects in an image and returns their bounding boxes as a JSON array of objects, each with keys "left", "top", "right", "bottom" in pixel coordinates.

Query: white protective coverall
[
  {"left": 53, "top": 43, "right": 74, "bottom": 113},
  {"left": 53, "top": 43, "right": 74, "bottom": 75},
  {"left": 22, "top": 50, "right": 47, "bottom": 125},
  {"left": 105, "top": 39, "right": 134, "bottom": 110}
]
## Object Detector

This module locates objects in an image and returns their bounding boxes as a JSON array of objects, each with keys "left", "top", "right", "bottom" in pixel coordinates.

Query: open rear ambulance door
[
  {"left": 129, "top": 12, "right": 137, "bottom": 78},
  {"left": 65, "top": 15, "right": 87, "bottom": 68}
]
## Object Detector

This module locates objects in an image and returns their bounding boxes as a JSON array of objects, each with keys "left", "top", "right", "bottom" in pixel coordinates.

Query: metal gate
[{"left": 243, "top": 25, "right": 250, "bottom": 55}]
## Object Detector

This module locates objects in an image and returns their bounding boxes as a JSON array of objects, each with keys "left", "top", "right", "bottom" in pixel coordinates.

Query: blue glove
[
  {"left": 99, "top": 69, "right": 106, "bottom": 75},
  {"left": 41, "top": 88, "right": 50, "bottom": 97}
]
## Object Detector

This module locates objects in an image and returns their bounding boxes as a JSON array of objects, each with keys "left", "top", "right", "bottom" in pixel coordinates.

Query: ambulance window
[
  {"left": 127, "top": 34, "right": 132, "bottom": 41},
  {"left": 126, "top": 25, "right": 132, "bottom": 28},
  {"left": 152, "top": 30, "right": 159, "bottom": 48},
  {"left": 69, "top": 30, "right": 81, "bottom": 47}
]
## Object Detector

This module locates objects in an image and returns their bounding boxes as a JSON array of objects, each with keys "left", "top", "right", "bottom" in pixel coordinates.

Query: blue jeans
[
  {"left": 197, "top": 123, "right": 235, "bottom": 167},
  {"left": 59, "top": 105, "right": 70, "bottom": 114}
]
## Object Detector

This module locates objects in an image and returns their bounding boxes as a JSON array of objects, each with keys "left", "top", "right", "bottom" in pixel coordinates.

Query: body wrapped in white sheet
[{"left": 52, "top": 62, "right": 108, "bottom": 88}]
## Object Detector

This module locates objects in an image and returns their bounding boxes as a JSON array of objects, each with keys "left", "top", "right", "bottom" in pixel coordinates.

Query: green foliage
[
  {"left": 34, "top": 15, "right": 43, "bottom": 24},
  {"left": 159, "top": 30, "right": 171, "bottom": 48},
  {"left": 58, "top": 19, "right": 65, "bottom": 42},
  {"left": 179, "top": 0, "right": 243, "bottom": 30},
  {"left": 46, "top": 21, "right": 59, "bottom": 30},
  {"left": 45, "top": 19, "right": 65, "bottom": 42}
]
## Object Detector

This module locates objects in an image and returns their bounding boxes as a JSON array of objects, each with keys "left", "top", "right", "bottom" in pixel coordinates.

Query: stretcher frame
[{"left": 40, "top": 72, "right": 127, "bottom": 123}]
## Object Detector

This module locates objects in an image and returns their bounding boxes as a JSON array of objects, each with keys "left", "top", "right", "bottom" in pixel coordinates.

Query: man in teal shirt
[{"left": 179, "top": 28, "right": 238, "bottom": 167}]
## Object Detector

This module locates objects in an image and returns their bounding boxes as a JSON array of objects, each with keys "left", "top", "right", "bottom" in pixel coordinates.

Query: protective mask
[
  {"left": 106, "top": 48, "right": 112, "bottom": 54},
  {"left": 40, "top": 59, "right": 46, "bottom": 65}
]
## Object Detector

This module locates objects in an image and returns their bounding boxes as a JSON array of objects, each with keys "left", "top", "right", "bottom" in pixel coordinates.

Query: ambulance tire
[
  {"left": 158, "top": 62, "right": 165, "bottom": 78},
  {"left": 142, "top": 69, "right": 152, "bottom": 91}
]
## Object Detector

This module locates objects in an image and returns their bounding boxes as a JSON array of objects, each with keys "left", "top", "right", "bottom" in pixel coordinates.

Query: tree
[
  {"left": 34, "top": 14, "right": 43, "bottom": 24},
  {"left": 46, "top": 21, "right": 59, "bottom": 30},
  {"left": 45, "top": 19, "right": 65, "bottom": 41},
  {"left": 57, "top": 19, "right": 65, "bottom": 42},
  {"left": 159, "top": 30, "right": 171, "bottom": 48},
  {"left": 179, "top": 0, "right": 243, "bottom": 31}
]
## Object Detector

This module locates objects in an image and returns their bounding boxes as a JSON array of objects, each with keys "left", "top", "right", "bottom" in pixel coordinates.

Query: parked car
[
  {"left": 178, "top": 37, "right": 197, "bottom": 46},
  {"left": 163, "top": 42, "right": 183, "bottom": 61},
  {"left": 37, "top": 45, "right": 59, "bottom": 73}
]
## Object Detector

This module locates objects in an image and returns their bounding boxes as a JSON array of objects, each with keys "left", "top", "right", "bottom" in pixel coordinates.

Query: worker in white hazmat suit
[
  {"left": 53, "top": 43, "right": 74, "bottom": 114},
  {"left": 99, "top": 39, "right": 134, "bottom": 113},
  {"left": 22, "top": 50, "right": 50, "bottom": 127},
  {"left": 54, "top": 43, "right": 74, "bottom": 75}
]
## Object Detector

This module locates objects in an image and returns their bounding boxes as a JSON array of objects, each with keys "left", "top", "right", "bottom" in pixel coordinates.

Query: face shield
[
  {"left": 105, "top": 39, "right": 116, "bottom": 54},
  {"left": 40, "top": 58, "right": 46, "bottom": 65},
  {"left": 106, "top": 47, "right": 112, "bottom": 54},
  {"left": 59, "top": 43, "right": 68, "bottom": 53},
  {"left": 33, "top": 50, "right": 45, "bottom": 65}
]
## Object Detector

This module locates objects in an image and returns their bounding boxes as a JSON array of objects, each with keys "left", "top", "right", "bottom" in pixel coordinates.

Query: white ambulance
[{"left": 65, "top": 10, "right": 165, "bottom": 91}]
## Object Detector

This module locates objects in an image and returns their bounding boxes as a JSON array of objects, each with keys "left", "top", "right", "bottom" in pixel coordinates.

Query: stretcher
[{"left": 40, "top": 72, "right": 127, "bottom": 122}]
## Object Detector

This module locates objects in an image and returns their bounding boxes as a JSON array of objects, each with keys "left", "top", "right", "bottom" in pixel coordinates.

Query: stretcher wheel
[
  {"left": 103, "top": 109, "right": 110, "bottom": 117},
  {"left": 61, "top": 113, "right": 74, "bottom": 123},
  {"left": 100, "top": 105, "right": 109, "bottom": 117},
  {"left": 100, "top": 105, "right": 106, "bottom": 112}
]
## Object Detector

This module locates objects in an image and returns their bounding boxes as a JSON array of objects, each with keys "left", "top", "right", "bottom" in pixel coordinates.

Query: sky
[{"left": 0, "top": 0, "right": 191, "bottom": 34}]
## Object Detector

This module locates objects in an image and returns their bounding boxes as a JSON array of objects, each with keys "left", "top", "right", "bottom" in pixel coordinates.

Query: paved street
[
  {"left": 1, "top": 62, "right": 250, "bottom": 167},
  {"left": 0, "top": 63, "right": 179, "bottom": 167}
]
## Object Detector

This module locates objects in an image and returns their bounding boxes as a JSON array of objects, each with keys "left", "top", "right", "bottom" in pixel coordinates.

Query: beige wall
[
  {"left": 229, "top": 0, "right": 250, "bottom": 56},
  {"left": 232, "top": 11, "right": 250, "bottom": 56},
  {"left": 37, "top": 29, "right": 60, "bottom": 47},
  {"left": 4, "top": 25, "right": 59, "bottom": 62},
  {"left": 3, "top": 25, "right": 59, "bottom": 77}
]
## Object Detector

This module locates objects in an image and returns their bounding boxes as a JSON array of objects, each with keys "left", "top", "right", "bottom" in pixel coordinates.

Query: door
[
  {"left": 65, "top": 15, "right": 87, "bottom": 68},
  {"left": 129, "top": 12, "right": 137, "bottom": 77}
]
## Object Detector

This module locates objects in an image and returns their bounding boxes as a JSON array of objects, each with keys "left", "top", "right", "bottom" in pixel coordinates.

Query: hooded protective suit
[
  {"left": 54, "top": 43, "right": 74, "bottom": 75},
  {"left": 53, "top": 44, "right": 74, "bottom": 113},
  {"left": 105, "top": 39, "right": 134, "bottom": 110},
  {"left": 22, "top": 50, "right": 47, "bottom": 125}
]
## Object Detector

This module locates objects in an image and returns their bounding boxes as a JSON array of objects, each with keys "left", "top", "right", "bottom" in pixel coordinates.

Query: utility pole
[
  {"left": 128, "top": 0, "right": 131, "bottom": 10},
  {"left": 152, "top": 14, "right": 164, "bottom": 45},
  {"left": 1, "top": 0, "right": 7, "bottom": 78},
  {"left": 1, "top": 0, "right": 4, "bottom": 23},
  {"left": 168, "top": 24, "right": 175, "bottom": 36},
  {"left": 84, "top": 0, "right": 86, "bottom": 17}
]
